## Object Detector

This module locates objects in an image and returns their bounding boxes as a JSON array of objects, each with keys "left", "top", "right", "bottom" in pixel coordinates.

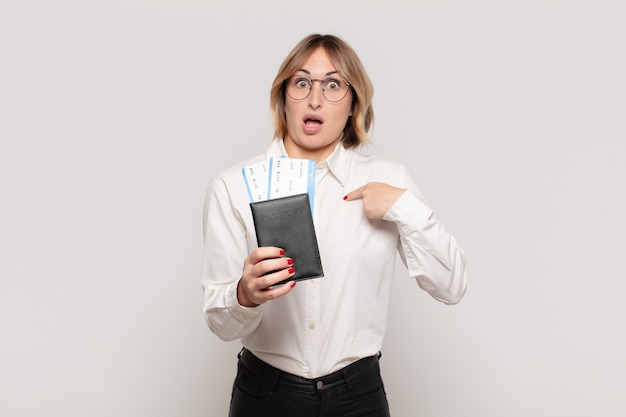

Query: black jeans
[{"left": 228, "top": 349, "right": 391, "bottom": 417}]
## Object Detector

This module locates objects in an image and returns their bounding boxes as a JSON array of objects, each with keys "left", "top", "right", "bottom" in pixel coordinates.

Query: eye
[
  {"left": 325, "top": 79, "right": 341, "bottom": 90},
  {"left": 293, "top": 77, "right": 311, "bottom": 89}
]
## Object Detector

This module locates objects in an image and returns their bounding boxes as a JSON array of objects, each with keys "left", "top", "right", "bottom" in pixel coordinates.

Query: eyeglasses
[{"left": 285, "top": 75, "right": 352, "bottom": 102}]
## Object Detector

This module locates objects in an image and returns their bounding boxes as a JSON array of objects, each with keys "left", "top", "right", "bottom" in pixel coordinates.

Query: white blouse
[{"left": 202, "top": 139, "right": 467, "bottom": 378}]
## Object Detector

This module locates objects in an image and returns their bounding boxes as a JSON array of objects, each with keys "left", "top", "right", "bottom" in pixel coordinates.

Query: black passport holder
[{"left": 250, "top": 193, "right": 324, "bottom": 285}]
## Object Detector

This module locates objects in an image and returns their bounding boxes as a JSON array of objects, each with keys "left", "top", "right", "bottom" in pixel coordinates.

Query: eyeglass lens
[{"left": 286, "top": 76, "right": 350, "bottom": 102}]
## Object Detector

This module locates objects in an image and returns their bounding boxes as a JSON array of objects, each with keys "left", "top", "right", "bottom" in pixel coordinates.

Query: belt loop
[
  {"left": 237, "top": 347, "right": 245, "bottom": 360},
  {"left": 341, "top": 368, "right": 352, "bottom": 393}
]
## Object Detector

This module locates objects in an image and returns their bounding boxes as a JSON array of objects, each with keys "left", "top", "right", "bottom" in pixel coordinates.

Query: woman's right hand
[{"left": 237, "top": 247, "right": 297, "bottom": 307}]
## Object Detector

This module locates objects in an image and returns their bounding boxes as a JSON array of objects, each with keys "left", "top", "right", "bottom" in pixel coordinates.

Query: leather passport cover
[{"left": 250, "top": 193, "right": 324, "bottom": 284}]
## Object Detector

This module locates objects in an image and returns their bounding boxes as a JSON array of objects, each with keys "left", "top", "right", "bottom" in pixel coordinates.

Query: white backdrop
[{"left": 1, "top": 1, "right": 625, "bottom": 416}]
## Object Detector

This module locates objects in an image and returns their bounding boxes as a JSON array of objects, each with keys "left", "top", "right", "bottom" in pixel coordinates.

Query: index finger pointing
[{"left": 343, "top": 186, "right": 364, "bottom": 201}]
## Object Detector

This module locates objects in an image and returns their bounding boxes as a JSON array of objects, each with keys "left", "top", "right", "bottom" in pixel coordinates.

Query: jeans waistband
[{"left": 238, "top": 348, "right": 380, "bottom": 393}]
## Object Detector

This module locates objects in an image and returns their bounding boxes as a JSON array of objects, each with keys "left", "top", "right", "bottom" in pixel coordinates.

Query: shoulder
[
  {"left": 343, "top": 147, "right": 427, "bottom": 203},
  {"left": 210, "top": 139, "right": 282, "bottom": 186},
  {"left": 346, "top": 148, "right": 410, "bottom": 179},
  {"left": 211, "top": 152, "right": 266, "bottom": 184},
  {"left": 205, "top": 151, "right": 267, "bottom": 210}
]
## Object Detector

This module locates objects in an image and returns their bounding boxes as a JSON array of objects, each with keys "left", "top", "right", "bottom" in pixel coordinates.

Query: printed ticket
[
  {"left": 242, "top": 160, "right": 269, "bottom": 203},
  {"left": 268, "top": 157, "right": 316, "bottom": 199},
  {"left": 242, "top": 157, "right": 316, "bottom": 211}
]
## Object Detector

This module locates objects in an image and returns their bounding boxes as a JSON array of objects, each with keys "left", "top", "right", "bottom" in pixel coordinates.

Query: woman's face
[{"left": 283, "top": 47, "right": 353, "bottom": 163}]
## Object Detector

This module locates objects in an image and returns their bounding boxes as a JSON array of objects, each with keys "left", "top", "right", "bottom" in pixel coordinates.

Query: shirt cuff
[
  {"left": 227, "top": 280, "right": 263, "bottom": 323},
  {"left": 383, "top": 190, "right": 433, "bottom": 230}
]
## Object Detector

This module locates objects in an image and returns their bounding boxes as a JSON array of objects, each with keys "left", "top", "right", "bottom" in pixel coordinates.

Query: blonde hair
[{"left": 270, "top": 34, "right": 374, "bottom": 148}]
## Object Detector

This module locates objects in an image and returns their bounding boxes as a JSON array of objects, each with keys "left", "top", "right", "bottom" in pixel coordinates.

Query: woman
[{"left": 202, "top": 34, "right": 467, "bottom": 417}]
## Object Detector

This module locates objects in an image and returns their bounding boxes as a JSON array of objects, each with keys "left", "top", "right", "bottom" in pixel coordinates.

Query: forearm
[
  {"left": 385, "top": 191, "right": 467, "bottom": 304},
  {"left": 202, "top": 176, "right": 264, "bottom": 340},
  {"left": 202, "top": 279, "right": 263, "bottom": 341}
]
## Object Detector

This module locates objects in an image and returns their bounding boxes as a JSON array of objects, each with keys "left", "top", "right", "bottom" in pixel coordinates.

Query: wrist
[{"left": 237, "top": 278, "right": 259, "bottom": 307}]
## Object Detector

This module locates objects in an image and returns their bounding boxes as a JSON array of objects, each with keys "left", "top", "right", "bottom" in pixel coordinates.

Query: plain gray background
[{"left": 1, "top": 1, "right": 625, "bottom": 416}]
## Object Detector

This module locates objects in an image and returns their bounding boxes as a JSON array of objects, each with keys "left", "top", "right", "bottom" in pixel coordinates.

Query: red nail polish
[
  {"left": 279, "top": 249, "right": 285, "bottom": 256},
  {"left": 287, "top": 258, "right": 294, "bottom": 265},
  {"left": 288, "top": 268, "right": 296, "bottom": 274},
  {"left": 290, "top": 281, "right": 296, "bottom": 288},
  {"left": 343, "top": 195, "right": 348, "bottom": 200}
]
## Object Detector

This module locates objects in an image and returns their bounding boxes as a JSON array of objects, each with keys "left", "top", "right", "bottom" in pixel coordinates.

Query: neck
[{"left": 282, "top": 138, "right": 340, "bottom": 163}]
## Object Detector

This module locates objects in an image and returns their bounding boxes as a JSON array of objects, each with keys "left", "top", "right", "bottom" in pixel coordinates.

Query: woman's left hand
[{"left": 344, "top": 182, "right": 406, "bottom": 220}]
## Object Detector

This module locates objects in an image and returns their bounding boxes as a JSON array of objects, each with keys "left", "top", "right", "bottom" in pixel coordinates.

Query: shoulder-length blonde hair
[{"left": 270, "top": 34, "right": 374, "bottom": 149}]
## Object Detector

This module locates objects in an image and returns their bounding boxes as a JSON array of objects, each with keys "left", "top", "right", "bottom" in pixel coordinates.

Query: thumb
[{"left": 343, "top": 186, "right": 364, "bottom": 201}]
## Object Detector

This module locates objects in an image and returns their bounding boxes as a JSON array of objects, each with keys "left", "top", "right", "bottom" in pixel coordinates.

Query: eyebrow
[{"left": 298, "top": 69, "right": 339, "bottom": 77}]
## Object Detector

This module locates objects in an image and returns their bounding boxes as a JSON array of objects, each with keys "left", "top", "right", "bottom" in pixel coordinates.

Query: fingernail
[
  {"left": 279, "top": 249, "right": 285, "bottom": 256},
  {"left": 287, "top": 258, "right": 294, "bottom": 265},
  {"left": 343, "top": 195, "right": 348, "bottom": 200},
  {"left": 288, "top": 268, "right": 296, "bottom": 274},
  {"left": 290, "top": 281, "right": 296, "bottom": 288}
]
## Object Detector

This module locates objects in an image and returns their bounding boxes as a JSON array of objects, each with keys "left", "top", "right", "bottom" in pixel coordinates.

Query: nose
[{"left": 307, "top": 80, "right": 324, "bottom": 110}]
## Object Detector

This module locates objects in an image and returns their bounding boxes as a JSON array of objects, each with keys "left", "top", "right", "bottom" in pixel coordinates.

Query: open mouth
[{"left": 303, "top": 115, "right": 324, "bottom": 128}]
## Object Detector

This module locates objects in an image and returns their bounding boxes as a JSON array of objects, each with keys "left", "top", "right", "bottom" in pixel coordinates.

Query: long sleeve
[
  {"left": 200, "top": 142, "right": 466, "bottom": 377},
  {"left": 201, "top": 175, "right": 264, "bottom": 341},
  {"left": 383, "top": 170, "right": 467, "bottom": 305}
]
